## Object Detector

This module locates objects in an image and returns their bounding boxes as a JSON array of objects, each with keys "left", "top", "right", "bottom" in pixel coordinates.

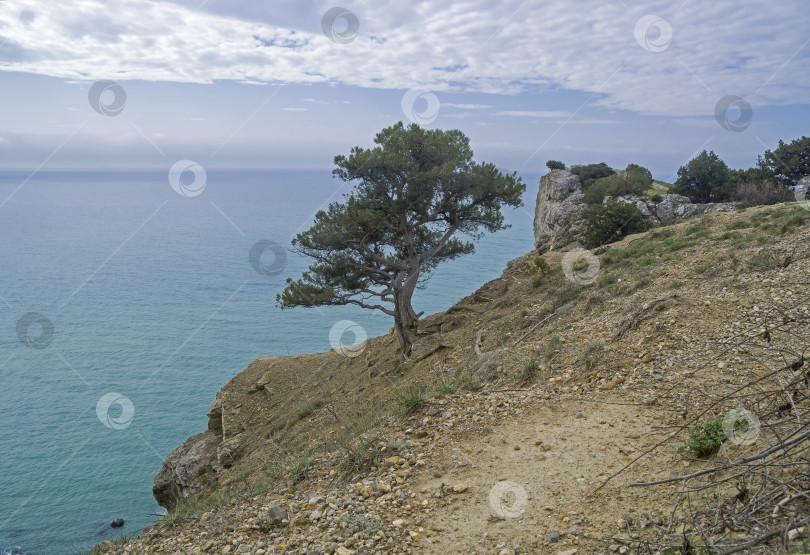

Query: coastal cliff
[
  {"left": 533, "top": 168, "right": 736, "bottom": 253},
  {"left": 107, "top": 198, "right": 810, "bottom": 555}
]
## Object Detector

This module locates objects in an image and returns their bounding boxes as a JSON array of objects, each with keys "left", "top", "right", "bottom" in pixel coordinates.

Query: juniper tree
[{"left": 277, "top": 122, "right": 525, "bottom": 357}]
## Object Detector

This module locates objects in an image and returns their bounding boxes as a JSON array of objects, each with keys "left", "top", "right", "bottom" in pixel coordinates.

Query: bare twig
[{"left": 513, "top": 304, "right": 567, "bottom": 346}]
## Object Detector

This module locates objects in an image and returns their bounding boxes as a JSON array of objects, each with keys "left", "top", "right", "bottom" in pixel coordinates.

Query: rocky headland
[{"left": 96, "top": 173, "right": 810, "bottom": 555}]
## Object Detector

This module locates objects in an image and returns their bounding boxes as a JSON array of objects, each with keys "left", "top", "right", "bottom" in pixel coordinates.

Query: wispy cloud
[
  {"left": 0, "top": 1, "right": 808, "bottom": 117},
  {"left": 444, "top": 103, "right": 494, "bottom": 109},
  {"left": 496, "top": 110, "right": 573, "bottom": 118}
]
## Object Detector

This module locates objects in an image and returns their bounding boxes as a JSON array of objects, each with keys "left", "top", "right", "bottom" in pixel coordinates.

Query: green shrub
[
  {"left": 582, "top": 164, "right": 653, "bottom": 203},
  {"left": 650, "top": 193, "right": 663, "bottom": 203},
  {"left": 582, "top": 177, "right": 612, "bottom": 204},
  {"left": 570, "top": 162, "right": 615, "bottom": 189},
  {"left": 679, "top": 413, "right": 750, "bottom": 458},
  {"left": 678, "top": 415, "right": 728, "bottom": 457},
  {"left": 580, "top": 199, "right": 650, "bottom": 249},
  {"left": 620, "top": 163, "right": 653, "bottom": 195},
  {"left": 534, "top": 256, "right": 551, "bottom": 274},
  {"left": 546, "top": 160, "right": 565, "bottom": 170}
]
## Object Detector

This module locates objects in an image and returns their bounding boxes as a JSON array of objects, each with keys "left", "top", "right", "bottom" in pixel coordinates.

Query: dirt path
[{"left": 410, "top": 397, "right": 676, "bottom": 554}]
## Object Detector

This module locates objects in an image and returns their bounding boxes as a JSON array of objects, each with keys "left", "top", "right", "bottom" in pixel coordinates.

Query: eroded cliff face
[
  {"left": 533, "top": 169, "right": 585, "bottom": 254},
  {"left": 533, "top": 168, "right": 736, "bottom": 253},
  {"left": 153, "top": 356, "right": 278, "bottom": 510},
  {"left": 150, "top": 310, "right": 483, "bottom": 511}
]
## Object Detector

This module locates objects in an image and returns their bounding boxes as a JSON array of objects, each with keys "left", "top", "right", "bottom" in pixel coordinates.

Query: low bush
[
  {"left": 580, "top": 199, "right": 650, "bottom": 249},
  {"left": 570, "top": 162, "right": 615, "bottom": 189},
  {"left": 733, "top": 179, "right": 793, "bottom": 207},
  {"left": 678, "top": 415, "right": 728, "bottom": 457}
]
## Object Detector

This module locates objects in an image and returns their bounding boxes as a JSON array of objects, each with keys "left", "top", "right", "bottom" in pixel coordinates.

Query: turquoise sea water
[{"left": 0, "top": 170, "right": 537, "bottom": 554}]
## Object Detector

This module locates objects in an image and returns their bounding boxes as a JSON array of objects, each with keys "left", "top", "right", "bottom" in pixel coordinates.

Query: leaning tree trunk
[{"left": 393, "top": 267, "right": 421, "bottom": 359}]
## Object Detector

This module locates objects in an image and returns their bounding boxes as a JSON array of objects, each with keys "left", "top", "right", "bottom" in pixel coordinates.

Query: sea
[{"left": 0, "top": 169, "right": 538, "bottom": 554}]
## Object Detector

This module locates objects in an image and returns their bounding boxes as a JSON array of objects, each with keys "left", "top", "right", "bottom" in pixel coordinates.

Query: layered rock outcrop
[
  {"left": 533, "top": 169, "right": 736, "bottom": 253},
  {"left": 152, "top": 358, "right": 270, "bottom": 509}
]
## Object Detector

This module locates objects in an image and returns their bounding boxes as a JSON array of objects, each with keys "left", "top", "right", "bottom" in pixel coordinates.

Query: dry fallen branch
[
  {"left": 613, "top": 294, "right": 682, "bottom": 340},
  {"left": 513, "top": 304, "right": 568, "bottom": 346},
  {"left": 600, "top": 288, "right": 810, "bottom": 553}
]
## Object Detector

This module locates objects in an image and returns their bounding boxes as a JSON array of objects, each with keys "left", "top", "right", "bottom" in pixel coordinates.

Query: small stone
[
  {"left": 110, "top": 518, "right": 125, "bottom": 528},
  {"left": 557, "top": 549, "right": 578, "bottom": 555},
  {"left": 514, "top": 445, "right": 520, "bottom": 450},
  {"left": 548, "top": 530, "right": 561, "bottom": 543},
  {"left": 641, "top": 354, "right": 652, "bottom": 363},
  {"left": 378, "top": 482, "right": 392, "bottom": 493},
  {"left": 336, "top": 548, "right": 355, "bottom": 555},
  {"left": 535, "top": 440, "right": 543, "bottom": 446},
  {"left": 409, "top": 530, "right": 421, "bottom": 539},
  {"left": 575, "top": 412, "right": 583, "bottom": 419},
  {"left": 498, "top": 549, "right": 515, "bottom": 555},
  {"left": 266, "top": 503, "right": 288, "bottom": 526},
  {"left": 220, "top": 547, "right": 232, "bottom": 555},
  {"left": 392, "top": 519, "right": 405, "bottom": 528},
  {"left": 788, "top": 528, "right": 799, "bottom": 541},
  {"left": 453, "top": 483, "right": 468, "bottom": 493}
]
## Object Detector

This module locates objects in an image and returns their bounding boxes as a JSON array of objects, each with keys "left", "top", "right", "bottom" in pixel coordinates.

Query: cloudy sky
[{"left": 0, "top": 0, "right": 808, "bottom": 180}]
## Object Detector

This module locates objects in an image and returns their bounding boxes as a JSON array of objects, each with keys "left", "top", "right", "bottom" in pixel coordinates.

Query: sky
[{"left": 0, "top": 0, "right": 809, "bottom": 181}]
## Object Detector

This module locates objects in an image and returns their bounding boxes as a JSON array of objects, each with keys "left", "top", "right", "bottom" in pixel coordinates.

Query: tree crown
[{"left": 277, "top": 122, "right": 525, "bottom": 319}]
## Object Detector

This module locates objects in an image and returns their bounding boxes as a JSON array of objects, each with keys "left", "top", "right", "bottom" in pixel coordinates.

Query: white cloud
[
  {"left": 444, "top": 103, "right": 494, "bottom": 109},
  {"left": 0, "top": 1, "right": 808, "bottom": 117},
  {"left": 496, "top": 110, "right": 572, "bottom": 118}
]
